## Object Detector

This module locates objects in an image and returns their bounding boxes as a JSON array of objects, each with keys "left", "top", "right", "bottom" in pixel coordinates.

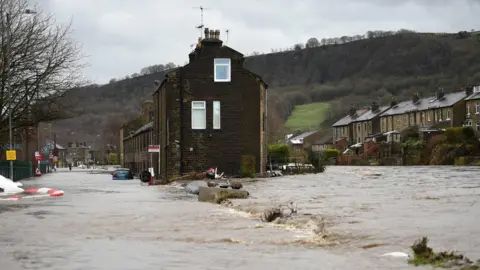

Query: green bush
[
  {"left": 307, "top": 149, "right": 326, "bottom": 173},
  {"left": 268, "top": 143, "right": 290, "bottom": 163},
  {"left": 323, "top": 148, "right": 340, "bottom": 161},
  {"left": 445, "top": 126, "right": 476, "bottom": 143},
  {"left": 241, "top": 155, "right": 256, "bottom": 178}
]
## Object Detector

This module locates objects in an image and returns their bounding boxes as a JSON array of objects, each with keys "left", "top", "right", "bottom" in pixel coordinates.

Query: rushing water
[{"left": 0, "top": 166, "right": 479, "bottom": 270}]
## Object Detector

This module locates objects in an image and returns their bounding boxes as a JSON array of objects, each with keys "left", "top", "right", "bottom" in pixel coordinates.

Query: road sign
[
  {"left": 6, "top": 150, "right": 16, "bottom": 161},
  {"left": 35, "top": 152, "right": 43, "bottom": 161},
  {"left": 35, "top": 151, "right": 40, "bottom": 157},
  {"left": 148, "top": 145, "right": 160, "bottom": 153}
]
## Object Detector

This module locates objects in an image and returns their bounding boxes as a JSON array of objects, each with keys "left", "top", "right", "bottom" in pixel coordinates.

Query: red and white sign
[
  {"left": 35, "top": 152, "right": 42, "bottom": 161},
  {"left": 34, "top": 167, "right": 42, "bottom": 177},
  {"left": 148, "top": 145, "right": 160, "bottom": 153}
]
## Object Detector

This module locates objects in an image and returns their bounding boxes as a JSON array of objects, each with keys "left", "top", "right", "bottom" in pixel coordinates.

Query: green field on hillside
[{"left": 285, "top": 102, "right": 330, "bottom": 131}]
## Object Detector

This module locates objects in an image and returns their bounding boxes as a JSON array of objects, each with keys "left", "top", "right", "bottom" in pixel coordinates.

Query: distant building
[
  {"left": 153, "top": 28, "right": 268, "bottom": 182},
  {"left": 122, "top": 122, "right": 153, "bottom": 174}
]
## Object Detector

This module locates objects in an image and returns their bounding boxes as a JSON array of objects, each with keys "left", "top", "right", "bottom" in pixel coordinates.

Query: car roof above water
[{"left": 115, "top": 168, "right": 131, "bottom": 171}]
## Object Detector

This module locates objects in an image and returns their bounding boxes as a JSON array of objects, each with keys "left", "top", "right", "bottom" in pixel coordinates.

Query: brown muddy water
[{"left": 0, "top": 166, "right": 479, "bottom": 269}]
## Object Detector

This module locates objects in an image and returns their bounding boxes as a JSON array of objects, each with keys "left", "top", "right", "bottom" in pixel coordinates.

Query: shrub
[
  {"left": 307, "top": 149, "right": 326, "bottom": 173},
  {"left": 445, "top": 126, "right": 476, "bottom": 143},
  {"left": 323, "top": 148, "right": 340, "bottom": 161},
  {"left": 268, "top": 143, "right": 290, "bottom": 163},
  {"left": 241, "top": 155, "right": 256, "bottom": 178}
]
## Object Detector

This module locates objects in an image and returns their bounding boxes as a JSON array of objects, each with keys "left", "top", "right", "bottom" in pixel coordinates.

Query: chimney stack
[
  {"left": 204, "top": 28, "right": 210, "bottom": 39},
  {"left": 436, "top": 88, "right": 445, "bottom": 99},
  {"left": 209, "top": 29, "right": 214, "bottom": 39},
  {"left": 371, "top": 101, "right": 379, "bottom": 112},
  {"left": 215, "top": 29, "right": 220, "bottom": 39},
  {"left": 412, "top": 93, "right": 420, "bottom": 103},
  {"left": 349, "top": 106, "right": 356, "bottom": 117},
  {"left": 390, "top": 98, "right": 397, "bottom": 107},
  {"left": 466, "top": 85, "right": 474, "bottom": 96}
]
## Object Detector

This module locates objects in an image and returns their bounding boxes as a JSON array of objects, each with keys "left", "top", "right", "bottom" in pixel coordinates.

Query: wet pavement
[{"left": 0, "top": 166, "right": 479, "bottom": 269}]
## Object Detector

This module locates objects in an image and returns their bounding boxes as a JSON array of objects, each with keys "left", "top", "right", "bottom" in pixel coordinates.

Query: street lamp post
[{"left": 4, "top": 9, "right": 37, "bottom": 180}]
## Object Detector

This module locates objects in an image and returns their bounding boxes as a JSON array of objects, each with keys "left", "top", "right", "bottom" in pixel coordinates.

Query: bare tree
[
  {"left": 305, "top": 37, "right": 320, "bottom": 48},
  {"left": 0, "top": 0, "right": 87, "bottom": 135}
]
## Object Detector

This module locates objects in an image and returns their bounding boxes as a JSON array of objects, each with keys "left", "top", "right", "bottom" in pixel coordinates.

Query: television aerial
[
  {"left": 225, "top": 29, "right": 230, "bottom": 43},
  {"left": 192, "top": 6, "right": 209, "bottom": 38}
]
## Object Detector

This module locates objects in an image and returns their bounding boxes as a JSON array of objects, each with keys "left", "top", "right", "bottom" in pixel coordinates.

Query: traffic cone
[{"left": 34, "top": 167, "right": 42, "bottom": 177}]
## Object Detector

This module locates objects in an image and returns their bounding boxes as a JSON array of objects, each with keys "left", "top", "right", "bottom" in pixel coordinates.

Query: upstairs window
[
  {"left": 213, "top": 101, "right": 221, "bottom": 129},
  {"left": 214, "top": 58, "right": 231, "bottom": 82},
  {"left": 191, "top": 101, "right": 206, "bottom": 129}
]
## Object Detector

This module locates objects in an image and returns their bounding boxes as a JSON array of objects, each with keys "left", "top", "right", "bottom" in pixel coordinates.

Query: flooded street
[{"left": 1, "top": 166, "right": 479, "bottom": 270}]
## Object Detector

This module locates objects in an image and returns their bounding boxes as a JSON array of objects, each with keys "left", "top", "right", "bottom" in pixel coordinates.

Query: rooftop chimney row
[{"left": 204, "top": 28, "right": 220, "bottom": 40}]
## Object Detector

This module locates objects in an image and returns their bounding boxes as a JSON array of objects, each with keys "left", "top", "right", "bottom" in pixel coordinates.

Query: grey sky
[{"left": 39, "top": 0, "right": 480, "bottom": 84}]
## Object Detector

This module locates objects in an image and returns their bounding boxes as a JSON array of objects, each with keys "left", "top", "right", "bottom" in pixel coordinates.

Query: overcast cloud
[{"left": 37, "top": 0, "right": 480, "bottom": 84}]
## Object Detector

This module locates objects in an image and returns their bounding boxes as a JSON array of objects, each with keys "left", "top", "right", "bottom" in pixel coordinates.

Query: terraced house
[
  {"left": 351, "top": 102, "right": 390, "bottom": 143},
  {"left": 153, "top": 28, "right": 268, "bottom": 182},
  {"left": 379, "top": 89, "right": 468, "bottom": 135},
  {"left": 332, "top": 107, "right": 368, "bottom": 146},
  {"left": 463, "top": 85, "right": 480, "bottom": 131}
]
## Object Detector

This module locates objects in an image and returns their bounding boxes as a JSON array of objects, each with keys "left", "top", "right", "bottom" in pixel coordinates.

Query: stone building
[{"left": 153, "top": 28, "right": 268, "bottom": 182}]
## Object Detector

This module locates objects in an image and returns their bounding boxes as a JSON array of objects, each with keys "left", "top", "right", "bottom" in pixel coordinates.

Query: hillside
[{"left": 53, "top": 31, "right": 480, "bottom": 145}]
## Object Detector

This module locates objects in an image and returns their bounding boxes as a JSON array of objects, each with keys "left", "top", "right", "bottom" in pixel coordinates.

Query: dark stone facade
[{"left": 153, "top": 29, "right": 267, "bottom": 182}]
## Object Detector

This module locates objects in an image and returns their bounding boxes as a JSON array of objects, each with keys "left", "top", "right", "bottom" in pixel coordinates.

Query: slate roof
[
  {"left": 313, "top": 135, "right": 333, "bottom": 145},
  {"left": 352, "top": 106, "right": 390, "bottom": 122},
  {"left": 332, "top": 109, "right": 369, "bottom": 127},
  {"left": 123, "top": 122, "right": 153, "bottom": 141},
  {"left": 288, "top": 130, "right": 320, "bottom": 144},
  {"left": 465, "top": 92, "right": 480, "bottom": 101},
  {"left": 380, "top": 91, "right": 467, "bottom": 117}
]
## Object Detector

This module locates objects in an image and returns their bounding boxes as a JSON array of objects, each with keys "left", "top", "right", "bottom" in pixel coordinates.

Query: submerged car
[{"left": 112, "top": 168, "right": 134, "bottom": 180}]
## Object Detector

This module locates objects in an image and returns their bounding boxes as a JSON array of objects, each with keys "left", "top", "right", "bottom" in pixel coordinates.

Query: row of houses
[
  {"left": 332, "top": 85, "right": 480, "bottom": 151},
  {"left": 120, "top": 28, "right": 268, "bottom": 181}
]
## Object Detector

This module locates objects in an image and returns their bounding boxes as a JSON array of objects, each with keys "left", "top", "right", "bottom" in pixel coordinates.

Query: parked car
[{"left": 112, "top": 168, "right": 134, "bottom": 180}]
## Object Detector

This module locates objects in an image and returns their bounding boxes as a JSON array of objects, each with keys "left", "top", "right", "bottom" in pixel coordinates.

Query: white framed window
[
  {"left": 477, "top": 122, "right": 480, "bottom": 131},
  {"left": 214, "top": 58, "right": 231, "bottom": 82},
  {"left": 467, "top": 105, "right": 471, "bottom": 116},
  {"left": 427, "top": 112, "right": 431, "bottom": 121},
  {"left": 476, "top": 102, "right": 480, "bottom": 114},
  {"left": 213, "top": 100, "right": 221, "bottom": 129},
  {"left": 446, "top": 109, "right": 450, "bottom": 120},
  {"left": 191, "top": 101, "right": 206, "bottom": 129}
]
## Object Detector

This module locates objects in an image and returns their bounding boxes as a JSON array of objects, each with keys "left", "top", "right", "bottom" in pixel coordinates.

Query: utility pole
[{"left": 5, "top": 13, "right": 13, "bottom": 180}]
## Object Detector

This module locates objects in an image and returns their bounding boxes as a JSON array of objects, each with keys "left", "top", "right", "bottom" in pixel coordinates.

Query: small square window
[{"left": 214, "top": 58, "right": 231, "bottom": 82}]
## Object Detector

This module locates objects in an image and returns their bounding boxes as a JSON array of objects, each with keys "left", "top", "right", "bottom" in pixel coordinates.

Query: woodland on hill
[{"left": 53, "top": 29, "right": 480, "bottom": 146}]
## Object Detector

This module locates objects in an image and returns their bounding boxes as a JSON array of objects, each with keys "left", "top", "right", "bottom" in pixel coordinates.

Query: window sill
[{"left": 214, "top": 79, "right": 231, "bottom": 83}]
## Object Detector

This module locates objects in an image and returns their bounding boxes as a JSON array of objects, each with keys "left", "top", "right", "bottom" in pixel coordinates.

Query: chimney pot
[
  {"left": 390, "top": 98, "right": 397, "bottom": 107},
  {"left": 466, "top": 85, "right": 474, "bottom": 96},
  {"left": 209, "top": 29, "right": 215, "bottom": 39},
  {"left": 371, "top": 101, "right": 379, "bottom": 112},
  {"left": 436, "top": 88, "right": 445, "bottom": 99},
  {"left": 349, "top": 106, "right": 356, "bottom": 117},
  {"left": 412, "top": 93, "right": 420, "bottom": 103},
  {"left": 215, "top": 29, "right": 220, "bottom": 39},
  {"left": 204, "top": 28, "right": 209, "bottom": 39}
]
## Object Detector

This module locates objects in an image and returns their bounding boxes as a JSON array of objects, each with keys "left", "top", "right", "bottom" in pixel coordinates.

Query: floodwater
[{"left": 0, "top": 166, "right": 479, "bottom": 270}]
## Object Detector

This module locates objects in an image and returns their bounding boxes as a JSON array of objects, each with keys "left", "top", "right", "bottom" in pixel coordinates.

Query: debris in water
[{"left": 361, "top": 243, "right": 386, "bottom": 249}]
